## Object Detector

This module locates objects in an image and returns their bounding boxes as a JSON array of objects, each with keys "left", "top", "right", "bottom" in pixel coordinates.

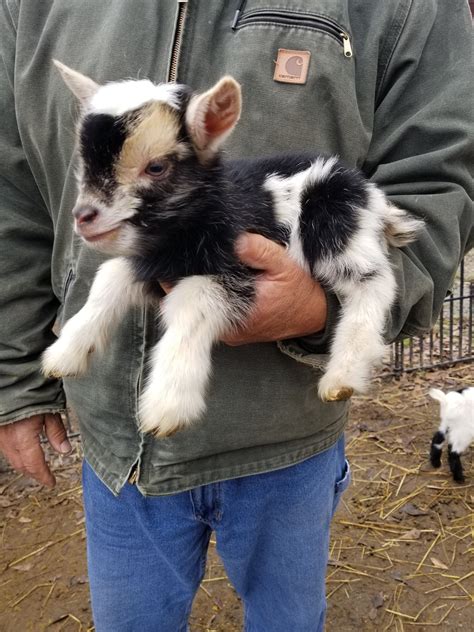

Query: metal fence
[{"left": 383, "top": 258, "right": 474, "bottom": 376}]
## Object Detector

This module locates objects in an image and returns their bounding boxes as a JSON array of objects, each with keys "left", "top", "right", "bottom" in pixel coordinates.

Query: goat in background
[{"left": 429, "top": 387, "right": 474, "bottom": 483}]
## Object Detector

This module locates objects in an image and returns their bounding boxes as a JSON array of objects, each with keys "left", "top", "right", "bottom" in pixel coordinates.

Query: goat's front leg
[
  {"left": 139, "top": 276, "right": 243, "bottom": 438},
  {"left": 318, "top": 266, "right": 396, "bottom": 402},
  {"left": 42, "top": 257, "right": 144, "bottom": 378}
]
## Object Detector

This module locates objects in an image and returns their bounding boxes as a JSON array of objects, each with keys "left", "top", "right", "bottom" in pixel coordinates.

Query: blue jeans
[{"left": 82, "top": 436, "right": 350, "bottom": 632}]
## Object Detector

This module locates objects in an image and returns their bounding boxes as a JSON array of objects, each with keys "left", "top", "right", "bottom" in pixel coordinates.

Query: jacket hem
[
  {"left": 0, "top": 406, "right": 67, "bottom": 426},
  {"left": 85, "top": 423, "right": 346, "bottom": 497}
]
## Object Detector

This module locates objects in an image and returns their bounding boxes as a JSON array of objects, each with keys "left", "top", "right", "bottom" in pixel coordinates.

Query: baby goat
[
  {"left": 429, "top": 387, "right": 474, "bottom": 483},
  {"left": 42, "top": 62, "right": 423, "bottom": 437}
]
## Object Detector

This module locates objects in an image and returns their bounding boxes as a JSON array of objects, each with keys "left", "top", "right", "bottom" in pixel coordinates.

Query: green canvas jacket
[{"left": 0, "top": 0, "right": 472, "bottom": 495}]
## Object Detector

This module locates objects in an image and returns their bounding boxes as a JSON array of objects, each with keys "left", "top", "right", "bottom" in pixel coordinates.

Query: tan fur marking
[{"left": 116, "top": 103, "right": 181, "bottom": 184}]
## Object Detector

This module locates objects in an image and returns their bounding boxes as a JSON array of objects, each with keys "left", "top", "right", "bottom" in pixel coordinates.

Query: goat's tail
[
  {"left": 429, "top": 387, "right": 447, "bottom": 404},
  {"left": 383, "top": 203, "right": 424, "bottom": 247}
]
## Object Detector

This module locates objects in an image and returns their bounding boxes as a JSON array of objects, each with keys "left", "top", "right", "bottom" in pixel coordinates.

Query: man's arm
[
  {"left": 364, "top": 0, "right": 473, "bottom": 340},
  {"left": 0, "top": 1, "right": 68, "bottom": 485}
]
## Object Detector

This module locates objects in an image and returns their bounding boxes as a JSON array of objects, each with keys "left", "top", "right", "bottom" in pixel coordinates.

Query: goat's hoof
[
  {"left": 138, "top": 408, "right": 187, "bottom": 438},
  {"left": 42, "top": 363, "right": 86, "bottom": 379},
  {"left": 323, "top": 387, "right": 354, "bottom": 402},
  {"left": 47, "top": 369, "right": 68, "bottom": 378},
  {"left": 152, "top": 425, "right": 183, "bottom": 439},
  {"left": 42, "top": 342, "right": 91, "bottom": 379},
  {"left": 42, "top": 362, "right": 78, "bottom": 379},
  {"left": 45, "top": 368, "right": 82, "bottom": 379}
]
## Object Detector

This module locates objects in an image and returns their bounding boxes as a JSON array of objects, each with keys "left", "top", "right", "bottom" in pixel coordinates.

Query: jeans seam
[{"left": 214, "top": 482, "right": 223, "bottom": 523}]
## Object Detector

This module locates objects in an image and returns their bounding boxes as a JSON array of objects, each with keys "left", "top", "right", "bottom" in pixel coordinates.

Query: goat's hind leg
[
  {"left": 42, "top": 257, "right": 144, "bottom": 378},
  {"left": 430, "top": 430, "right": 445, "bottom": 468},
  {"left": 318, "top": 264, "right": 396, "bottom": 402},
  {"left": 448, "top": 444, "right": 465, "bottom": 483},
  {"left": 139, "top": 275, "right": 250, "bottom": 438}
]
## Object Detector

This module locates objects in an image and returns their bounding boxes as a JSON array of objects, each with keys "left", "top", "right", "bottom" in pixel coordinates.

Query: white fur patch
[
  {"left": 89, "top": 80, "right": 182, "bottom": 117},
  {"left": 263, "top": 169, "right": 310, "bottom": 271}
]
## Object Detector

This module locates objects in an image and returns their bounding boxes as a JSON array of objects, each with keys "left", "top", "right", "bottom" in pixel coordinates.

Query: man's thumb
[
  {"left": 235, "top": 233, "right": 286, "bottom": 272},
  {"left": 44, "top": 413, "right": 72, "bottom": 454}
]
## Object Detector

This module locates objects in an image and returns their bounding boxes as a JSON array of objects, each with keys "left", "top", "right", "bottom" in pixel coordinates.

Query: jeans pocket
[{"left": 332, "top": 458, "right": 351, "bottom": 516}]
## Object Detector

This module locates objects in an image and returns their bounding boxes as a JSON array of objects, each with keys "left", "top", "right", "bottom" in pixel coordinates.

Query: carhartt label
[{"left": 274, "top": 49, "right": 311, "bottom": 84}]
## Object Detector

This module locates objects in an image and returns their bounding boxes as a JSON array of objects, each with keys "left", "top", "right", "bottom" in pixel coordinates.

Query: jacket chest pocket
[
  {"left": 206, "top": 4, "right": 369, "bottom": 166},
  {"left": 233, "top": 8, "right": 353, "bottom": 58}
]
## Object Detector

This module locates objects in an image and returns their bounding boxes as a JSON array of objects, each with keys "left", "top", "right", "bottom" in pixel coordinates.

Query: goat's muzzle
[
  {"left": 72, "top": 204, "right": 121, "bottom": 245},
  {"left": 73, "top": 204, "right": 99, "bottom": 226}
]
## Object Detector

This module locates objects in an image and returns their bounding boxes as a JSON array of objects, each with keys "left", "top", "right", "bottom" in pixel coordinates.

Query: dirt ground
[{"left": 0, "top": 364, "right": 473, "bottom": 632}]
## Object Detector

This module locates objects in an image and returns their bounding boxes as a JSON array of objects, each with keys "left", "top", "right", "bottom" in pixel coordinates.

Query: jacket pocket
[
  {"left": 217, "top": 2, "right": 367, "bottom": 166},
  {"left": 277, "top": 340, "right": 328, "bottom": 371},
  {"left": 233, "top": 8, "right": 353, "bottom": 57},
  {"left": 332, "top": 458, "right": 351, "bottom": 515}
]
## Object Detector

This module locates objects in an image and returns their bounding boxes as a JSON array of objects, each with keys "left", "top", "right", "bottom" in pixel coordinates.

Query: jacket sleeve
[
  {"left": 0, "top": 2, "right": 66, "bottom": 424},
  {"left": 363, "top": 0, "right": 473, "bottom": 341}
]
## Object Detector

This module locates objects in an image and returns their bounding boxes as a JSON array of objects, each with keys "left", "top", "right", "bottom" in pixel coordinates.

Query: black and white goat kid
[
  {"left": 43, "top": 62, "right": 423, "bottom": 437},
  {"left": 429, "top": 387, "right": 474, "bottom": 483}
]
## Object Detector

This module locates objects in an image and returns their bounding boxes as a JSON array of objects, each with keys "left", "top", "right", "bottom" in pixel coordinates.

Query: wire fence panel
[{"left": 382, "top": 258, "right": 474, "bottom": 376}]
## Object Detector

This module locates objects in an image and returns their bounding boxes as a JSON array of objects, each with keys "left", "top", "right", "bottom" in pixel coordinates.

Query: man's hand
[
  {"left": 222, "top": 233, "right": 327, "bottom": 346},
  {"left": 0, "top": 413, "right": 71, "bottom": 488}
]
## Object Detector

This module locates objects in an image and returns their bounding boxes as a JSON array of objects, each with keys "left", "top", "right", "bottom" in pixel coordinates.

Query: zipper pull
[
  {"left": 128, "top": 463, "right": 139, "bottom": 484},
  {"left": 231, "top": 0, "right": 247, "bottom": 30},
  {"left": 341, "top": 33, "right": 353, "bottom": 58}
]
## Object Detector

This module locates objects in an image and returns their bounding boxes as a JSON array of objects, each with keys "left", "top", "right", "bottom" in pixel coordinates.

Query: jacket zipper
[
  {"left": 133, "top": 0, "right": 188, "bottom": 486},
  {"left": 168, "top": 0, "right": 188, "bottom": 82},
  {"left": 233, "top": 8, "right": 353, "bottom": 57},
  {"left": 62, "top": 267, "right": 75, "bottom": 301},
  {"left": 129, "top": 304, "right": 149, "bottom": 486},
  {"left": 128, "top": 463, "right": 139, "bottom": 484}
]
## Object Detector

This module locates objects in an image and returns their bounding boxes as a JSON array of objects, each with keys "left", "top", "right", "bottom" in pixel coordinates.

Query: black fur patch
[
  {"left": 430, "top": 430, "right": 445, "bottom": 468},
  {"left": 299, "top": 166, "right": 367, "bottom": 267},
  {"left": 80, "top": 113, "right": 128, "bottom": 195},
  {"left": 129, "top": 154, "right": 294, "bottom": 288},
  {"left": 448, "top": 444, "right": 465, "bottom": 483}
]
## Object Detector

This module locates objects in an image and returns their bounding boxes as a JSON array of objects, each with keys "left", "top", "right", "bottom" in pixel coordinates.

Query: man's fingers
[
  {"left": 19, "top": 439, "right": 55, "bottom": 488},
  {"left": 1, "top": 444, "right": 25, "bottom": 476},
  {"left": 0, "top": 415, "right": 57, "bottom": 488},
  {"left": 44, "top": 413, "right": 71, "bottom": 454},
  {"left": 235, "top": 233, "right": 287, "bottom": 272},
  {"left": 160, "top": 282, "right": 174, "bottom": 294}
]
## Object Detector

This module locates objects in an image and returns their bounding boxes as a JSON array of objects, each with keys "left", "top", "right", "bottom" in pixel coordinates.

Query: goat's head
[{"left": 55, "top": 61, "right": 242, "bottom": 254}]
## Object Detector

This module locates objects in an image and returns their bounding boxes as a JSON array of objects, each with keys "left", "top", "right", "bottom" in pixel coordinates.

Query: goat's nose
[{"left": 73, "top": 205, "right": 99, "bottom": 225}]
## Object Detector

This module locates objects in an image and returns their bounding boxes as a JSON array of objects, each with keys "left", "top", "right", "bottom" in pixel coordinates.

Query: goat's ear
[
  {"left": 185, "top": 76, "right": 242, "bottom": 160},
  {"left": 53, "top": 60, "right": 99, "bottom": 105}
]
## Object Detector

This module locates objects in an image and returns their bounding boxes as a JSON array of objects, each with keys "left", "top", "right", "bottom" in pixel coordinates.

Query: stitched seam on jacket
[
  {"left": 375, "top": 0, "right": 412, "bottom": 106},
  {"left": 4, "top": 0, "right": 19, "bottom": 33}
]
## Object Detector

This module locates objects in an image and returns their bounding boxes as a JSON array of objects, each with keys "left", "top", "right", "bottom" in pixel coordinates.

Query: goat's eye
[{"left": 145, "top": 161, "right": 168, "bottom": 177}]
